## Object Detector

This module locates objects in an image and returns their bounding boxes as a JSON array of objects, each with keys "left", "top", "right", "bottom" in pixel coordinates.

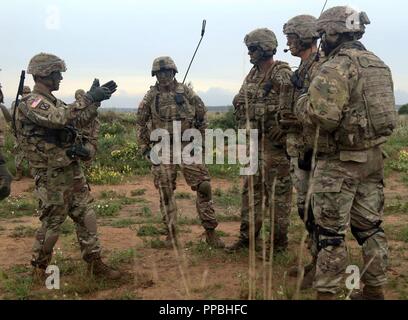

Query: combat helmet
[
  {"left": 75, "top": 89, "right": 86, "bottom": 100},
  {"left": 23, "top": 86, "right": 31, "bottom": 95},
  {"left": 317, "top": 6, "right": 370, "bottom": 37},
  {"left": 27, "top": 53, "right": 67, "bottom": 77},
  {"left": 151, "top": 56, "right": 178, "bottom": 77},
  {"left": 244, "top": 28, "right": 278, "bottom": 56},
  {"left": 283, "top": 15, "right": 319, "bottom": 46}
]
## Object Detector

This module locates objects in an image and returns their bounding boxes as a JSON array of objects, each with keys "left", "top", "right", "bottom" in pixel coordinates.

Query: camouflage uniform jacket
[
  {"left": 16, "top": 84, "right": 99, "bottom": 169},
  {"left": 233, "top": 61, "right": 293, "bottom": 145},
  {"left": 136, "top": 80, "right": 208, "bottom": 153},
  {"left": 296, "top": 41, "right": 395, "bottom": 156},
  {"left": 287, "top": 52, "right": 323, "bottom": 156}
]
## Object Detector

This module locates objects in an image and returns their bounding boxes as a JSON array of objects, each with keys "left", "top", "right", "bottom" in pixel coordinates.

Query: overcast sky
[{"left": 1, "top": 0, "right": 407, "bottom": 107}]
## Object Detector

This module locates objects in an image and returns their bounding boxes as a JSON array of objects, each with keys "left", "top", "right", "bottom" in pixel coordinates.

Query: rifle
[{"left": 12, "top": 70, "right": 25, "bottom": 137}]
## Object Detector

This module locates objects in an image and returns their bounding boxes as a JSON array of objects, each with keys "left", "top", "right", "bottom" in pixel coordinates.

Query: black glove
[
  {"left": 85, "top": 79, "right": 117, "bottom": 103},
  {"left": 298, "top": 148, "right": 314, "bottom": 172},
  {"left": 0, "top": 154, "right": 12, "bottom": 200},
  {"left": 66, "top": 144, "right": 91, "bottom": 161},
  {"left": 142, "top": 148, "right": 151, "bottom": 162}
]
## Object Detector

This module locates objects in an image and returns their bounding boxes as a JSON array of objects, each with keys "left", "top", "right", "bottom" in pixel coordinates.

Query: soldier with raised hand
[
  {"left": 282, "top": 14, "right": 321, "bottom": 289},
  {"left": 227, "top": 28, "right": 293, "bottom": 254},
  {"left": 296, "top": 6, "right": 396, "bottom": 300},
  {"left": 16, "top": 53, "right": 121, "bottom": 280},
  {"left": 136, "top": 56, "right": 225, "bottom": 249},
  {"left": 0, "top": 83, "right": 12, "bottom": 201}
]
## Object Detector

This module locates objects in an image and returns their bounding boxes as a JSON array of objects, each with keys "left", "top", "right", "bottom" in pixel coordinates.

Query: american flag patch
[{"left": 31, "top": 97, "right": 42, "bottom": 108}]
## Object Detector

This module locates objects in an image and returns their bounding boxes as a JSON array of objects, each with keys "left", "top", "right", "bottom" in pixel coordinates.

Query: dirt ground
[{"left": 0, "top": 174, "right": 407, "bottom": 300}]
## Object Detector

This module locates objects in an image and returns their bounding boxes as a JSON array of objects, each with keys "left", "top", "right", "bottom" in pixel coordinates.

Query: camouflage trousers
[
  {"left": 152, "top": 162, "right": 218, "bottom": 233},
  {"left": 13, "top": 144, "right": 26, "bottom": 172},
  {"left": 290, "top": 157, "right": 318, "bottom": 259},
  {"left": 239, "top": 142, "right": 292, "bottom": 248},
  {"left": 31, "top": 161, "right": 101, "bottom": 268},
  {"left": 312, "top": 147, "right": 388, "bottom": 294}
]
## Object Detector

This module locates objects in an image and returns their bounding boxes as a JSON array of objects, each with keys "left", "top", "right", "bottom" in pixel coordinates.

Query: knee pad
[
  {"left": 197, "top": 181, "right": 212, "bottom": 200},
  {"left": 351, "top": 223, "right": 384, "bottom": 246}
]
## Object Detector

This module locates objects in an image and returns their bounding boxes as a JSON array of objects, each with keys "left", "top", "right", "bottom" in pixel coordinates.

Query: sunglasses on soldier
[{"left": 247, "top": 46, "right": 260, "bottom": 53}]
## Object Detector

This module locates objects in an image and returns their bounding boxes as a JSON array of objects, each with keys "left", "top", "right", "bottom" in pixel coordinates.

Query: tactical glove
[
  {"left": 142, "top": 148, "right": 151, "bottom": 162},
  {"left": 86, "top": 79, "right": 118, "bottom": 103},
  {"left": 0, "top": 153, "right": 12, "bottom": 200},
  {"left": 66, "top": 144, "right": 91, "bottom": 161}
]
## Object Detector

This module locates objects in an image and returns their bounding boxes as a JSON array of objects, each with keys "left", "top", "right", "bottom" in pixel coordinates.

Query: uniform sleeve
[
  {"left": 303, "top": 56, "right": 358, "bottom": 132},
  {"left": 18, "top": 95, "right": 97, "bottom": 130},
  {"left": 136, "top": 89, "right": 154, "bottom": 152},
  {"left": 82, "top": 118, "right": 100, "bottom": 161},
  {"left": 274, "top": 66, "right": 294, "bottom": 113},
  {"left": 185, "top": 86, "right": 208, "bottom": 133}
]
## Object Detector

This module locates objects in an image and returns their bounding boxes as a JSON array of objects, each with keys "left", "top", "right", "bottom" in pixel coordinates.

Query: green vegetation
[
  {"left": 10, "top": 225, "right": 37, "bottom": 238},
  {"left": 110, "top": 219, "right": 137, "bottom": 228},
  {"left": 0, "top": 196, "right": 37, "bottom": 219},
  {"left": 398, "top": 104, "right": 408, "bottom": 115}
]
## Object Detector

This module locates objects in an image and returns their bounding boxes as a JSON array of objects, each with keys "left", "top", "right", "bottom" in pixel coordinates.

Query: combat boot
[
  {"left": 205, "top": 229, "right": 225, "bottom": 248},
  {"left": 350, "top": 285, "right": 385, "bottom": 300},
  {"left": 225, "top": 238, "right": 248, "bottom": 253},
  {"left": 31, "top": 257, "right": 49, "bottom": 283},
  {"left": 288, "top": 262, "right": 316, "bottom": 290},
  {"left": 87, "top": 257, "right": 121, "bottom": 280}
]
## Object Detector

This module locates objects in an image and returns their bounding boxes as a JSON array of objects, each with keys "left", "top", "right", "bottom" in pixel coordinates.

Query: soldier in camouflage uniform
[
  {"left": 296, "top": 7, "right": 396, "bottom": 299},
  {"left": 11, "top": 86, "right": 32, "bottom": 180},
  {"left": 16, "top": 53, "right": 121, "bottom": 279},
  {"left": 0, "top": 83, "right": 12, "bottom": 200},
  {"left": 282, "top": 15, "right": 321, "bottom": 288},
  {"left": 227, "top": 29, "right": 293, "bottom": 253},
  {"left": 136, "top": 56, "right": 225, "bottom": 249},
  {"left": 74, "top": 89, "right": 100, "bottom": 166}
]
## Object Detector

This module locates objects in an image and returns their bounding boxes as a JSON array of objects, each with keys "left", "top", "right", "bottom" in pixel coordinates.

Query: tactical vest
[
  {"left": 335, "top": 49, "right": 396, "bottom": 151},
  {"left": 243, "top": 62, "right": 292, "bottom": 131},
  {"left": 149, "top": 84, "right": 196, "bottom": 135},
  {"left": 17, "top": 94, "right": 75, "bottom": 169}
]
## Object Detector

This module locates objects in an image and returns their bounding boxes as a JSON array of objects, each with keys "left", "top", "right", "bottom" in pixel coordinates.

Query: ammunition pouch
[
  {"left": 298, "top": 148, "right": 314, "bottom": 171},
  {"left": 66, "top": 144, "right": 91, "bottom": 160},
  {"left": 175, "top": 93, "right": 185, "bottom": 105},
  {"left": 44, "top": 126, "right": 77, "bottom": 147},
  {"left": 316, "top": 225, "right": 345, "bottom": 250}
]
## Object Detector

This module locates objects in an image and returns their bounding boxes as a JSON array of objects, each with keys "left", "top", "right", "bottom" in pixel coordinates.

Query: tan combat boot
[
  {"left": 205, "top": 229, "right": 225, "bottom": 248},
  {"left": 88, "top": 257, "right": 121, "bottom": 280},
  {"left": 350, "top": 285, "right": 385, "bottom": 300},
  {"left": 288, "top": 262, "right": 316, "bottom": 290},
  {"left": 225, "top": 238, "right": 248, "bottom": 253}
]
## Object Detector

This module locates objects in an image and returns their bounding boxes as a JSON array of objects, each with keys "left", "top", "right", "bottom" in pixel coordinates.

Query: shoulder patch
[
  {"left": 30, "top": 97, "right": 43, "bottom": 109},
  {"left": 39, "top": 102, "right": 50, "bottom": 111}
]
